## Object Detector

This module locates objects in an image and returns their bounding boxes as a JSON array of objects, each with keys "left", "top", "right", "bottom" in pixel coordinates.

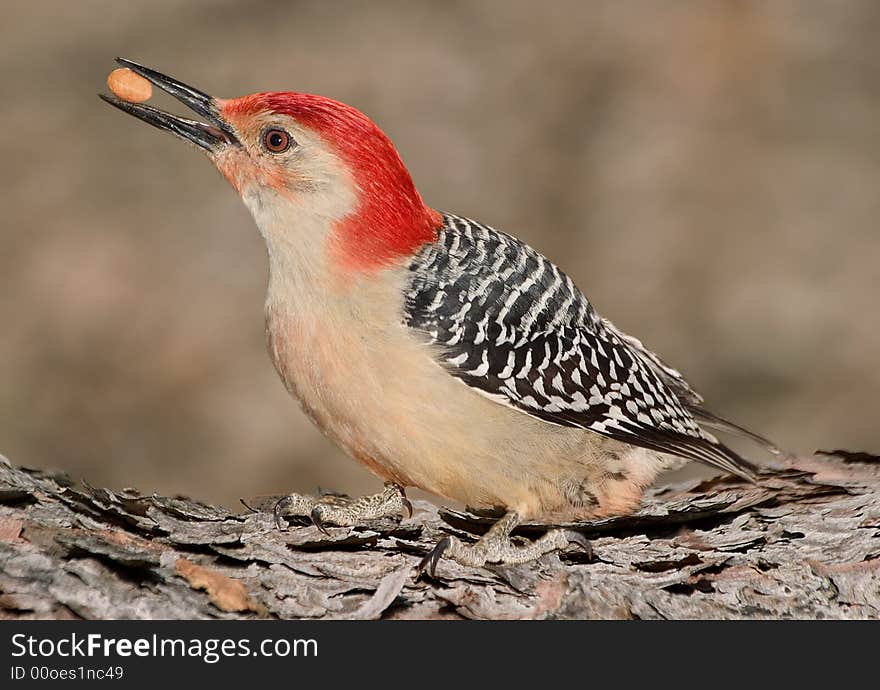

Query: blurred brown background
[{"left": 1, "top": 1, "right": 878, "bottom": 508}]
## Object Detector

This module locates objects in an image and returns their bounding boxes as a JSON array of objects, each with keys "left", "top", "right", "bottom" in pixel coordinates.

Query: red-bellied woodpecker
[{"left": 102, "top": 59, "right": 781, "bottom": 573}]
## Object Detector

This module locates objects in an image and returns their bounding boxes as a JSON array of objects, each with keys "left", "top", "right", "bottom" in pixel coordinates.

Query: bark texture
[{"left": 1, "top": 452, "right": 878, "bottom": 620}]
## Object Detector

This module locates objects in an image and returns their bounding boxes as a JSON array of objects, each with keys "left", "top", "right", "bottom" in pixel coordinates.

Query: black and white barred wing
[{"left": 404, "top": 214, "right": 757, "bottom": 480}]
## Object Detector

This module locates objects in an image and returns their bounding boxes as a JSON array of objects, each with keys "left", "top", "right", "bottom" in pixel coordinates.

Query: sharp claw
[
  {"left": 401, "top": 496, "right": 414, "bottom": 520},
  {"left": 418, "top": 536, "right": 451, "bottom": 578},
  {"left": 273, "top": 497, "right": 291, "bottom": 531},
  {"left": 564, "top": 531, "right": 592, "bottom": 559},
  {"left": 310, "top": 506, "right": 332, "bottom": 537}
]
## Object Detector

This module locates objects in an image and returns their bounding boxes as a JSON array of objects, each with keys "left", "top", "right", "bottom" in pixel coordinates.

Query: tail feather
[
  {"left": 689, "top": 407, "right": 783, "bottom": 456},
  {"left": 695, "top": 435, "right": 760, "bottom": 482}
]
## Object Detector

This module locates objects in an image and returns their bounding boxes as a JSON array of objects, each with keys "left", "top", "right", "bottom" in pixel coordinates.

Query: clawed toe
[
  {"left": 401, "top": 496, "right": 414, "bottom": 519},
  {"left": 278, "top": 493, "right": 586, "bottom": 572},
  {"left": 272, "top": 484, "right": 409, "bottom": 533},
  {"left": 310, "top": 506, "right": 333, "bottom": 536},
  {"left": 563, "top": 530, "right": 592, "bottom": 559},
  {"left": 418, "top": 536, "right": 452, "bottom": 578},
  {"left": 418, "top": 514, "right": 593, "bottom": 573},
  {"left": 273, "top": 496, "right": 295, "bottom": 531}
]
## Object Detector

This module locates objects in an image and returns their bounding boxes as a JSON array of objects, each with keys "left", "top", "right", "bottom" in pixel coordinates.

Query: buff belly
[{"left": 267, "top": 303, "right": 677, "bottom": 521}]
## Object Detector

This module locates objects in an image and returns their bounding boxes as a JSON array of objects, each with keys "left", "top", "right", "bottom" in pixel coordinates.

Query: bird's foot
[
  {"left": 273, "top": 483, "right": 412, "bottom": 535},
  {"left": 419, "top": 511, "right": 590, "bottom": 576}
]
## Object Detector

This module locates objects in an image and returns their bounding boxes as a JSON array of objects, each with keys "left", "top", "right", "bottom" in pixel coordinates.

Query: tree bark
[{"left": 1, "top": 452, "right": 878, "bottom": 620}]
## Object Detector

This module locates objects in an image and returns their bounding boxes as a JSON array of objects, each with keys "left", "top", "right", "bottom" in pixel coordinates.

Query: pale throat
[{"left": 239, "top": 182, "right": 361, "bottom": 318}]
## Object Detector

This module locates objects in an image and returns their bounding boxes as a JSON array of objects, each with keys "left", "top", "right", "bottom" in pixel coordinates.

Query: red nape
[{"left": 224, "top": 93, "right": 442, "bottom": 270}]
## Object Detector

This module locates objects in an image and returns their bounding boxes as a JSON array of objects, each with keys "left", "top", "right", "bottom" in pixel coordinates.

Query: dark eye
[{"left": 263, "top": 128, "right": 292, "bottom": 153}]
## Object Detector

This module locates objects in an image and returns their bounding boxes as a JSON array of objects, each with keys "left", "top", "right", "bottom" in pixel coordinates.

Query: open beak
[{"left": 99, "top": 58, "right": 239, "bottom": 152}]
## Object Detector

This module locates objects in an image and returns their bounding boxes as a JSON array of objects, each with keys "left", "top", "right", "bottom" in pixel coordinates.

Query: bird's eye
[{"left": 262, "top": 128, "right": 292, "bottom": 153}]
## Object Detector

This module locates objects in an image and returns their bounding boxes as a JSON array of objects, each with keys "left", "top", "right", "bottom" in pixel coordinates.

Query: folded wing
[{"left": 403, "top": 214, "right": 758, "bottom": 480}]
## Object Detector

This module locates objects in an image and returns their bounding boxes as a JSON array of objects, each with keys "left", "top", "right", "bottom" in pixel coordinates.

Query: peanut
[{"left": 107, "top": 68, "right": 152, "bottom": 104}]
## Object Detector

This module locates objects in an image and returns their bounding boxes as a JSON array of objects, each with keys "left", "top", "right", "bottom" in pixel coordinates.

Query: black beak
[{"left": 99, "top": 58, "right": 239, "bottom": 152}]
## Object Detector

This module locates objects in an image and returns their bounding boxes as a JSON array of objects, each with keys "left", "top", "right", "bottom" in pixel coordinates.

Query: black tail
[{"left": 689, "top": 407, "right": 784, "bottom": 457}]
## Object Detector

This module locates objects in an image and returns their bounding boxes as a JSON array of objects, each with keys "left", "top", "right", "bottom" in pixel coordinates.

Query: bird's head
[{"left": 101, "top": 59, "right": 441, "bottom": 274}]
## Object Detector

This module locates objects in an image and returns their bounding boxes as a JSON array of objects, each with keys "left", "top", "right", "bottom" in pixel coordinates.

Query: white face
[{"left": 210, "top": 109, "right": 359, "bottom": 289}]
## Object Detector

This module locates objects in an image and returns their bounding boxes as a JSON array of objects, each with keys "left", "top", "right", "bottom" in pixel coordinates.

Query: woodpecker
[{"left": 102, "top": 59, "right": 780, "bottom": 572}]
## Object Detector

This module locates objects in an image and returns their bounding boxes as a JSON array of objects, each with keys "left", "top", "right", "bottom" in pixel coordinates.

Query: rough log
[{"left": 1, "top": 452, "right": 878, "bottom": 620}]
